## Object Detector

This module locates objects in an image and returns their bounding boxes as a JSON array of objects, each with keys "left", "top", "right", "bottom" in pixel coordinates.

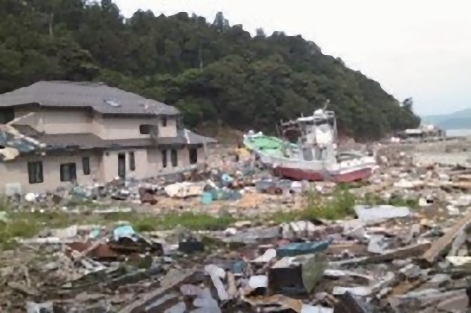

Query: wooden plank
[
  {"left": 422, "top": 209, "right": 471, "bottom": 263},
  {"left": 117, "top": 267, "right": 196, "bottom": 313}
]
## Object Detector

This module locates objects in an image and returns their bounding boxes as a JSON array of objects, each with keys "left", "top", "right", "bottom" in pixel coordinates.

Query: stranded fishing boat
[{"left": 243, "top": 106, "right": 376, "bottom": 183}]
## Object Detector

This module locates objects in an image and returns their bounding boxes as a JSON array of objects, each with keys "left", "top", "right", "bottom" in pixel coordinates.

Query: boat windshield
[{"left": 298, "top": 117, "right": 334, "bottom": 137}]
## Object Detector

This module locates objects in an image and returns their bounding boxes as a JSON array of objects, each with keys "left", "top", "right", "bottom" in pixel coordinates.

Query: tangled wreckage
[{"left": 3, "top": 103, "right": 471, "bottom": 312}]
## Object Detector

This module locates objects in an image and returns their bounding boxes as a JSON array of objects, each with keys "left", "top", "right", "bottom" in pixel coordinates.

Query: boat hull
[
  {"left": 273, "top": 166, "right": 372, "bottom": 183},
  {"left": 244, "top": 133, "right": 375, "bottom": 183},
  {"left": 259, "top": 152, "right": 374, "bottom": 182}
]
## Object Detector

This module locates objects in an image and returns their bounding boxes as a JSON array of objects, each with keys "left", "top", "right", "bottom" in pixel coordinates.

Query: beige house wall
[
  {"left": 147, "top": 147, "right": 206, "bottom": 171},
  {"left": 100, "top": 149, "right": 149, "bottom": 182},
  {"left": 0, "top": 147, "right": 207, "bottom": 194},
  {"left": 42, "top": 111, "right": 92, "bottom": 134},
  {"left": 15, "top": 109, "right": 177, "bottom": 139},
  {"left": 157, "top": 117, "right": 177, "bottom": 137},
  {"left": 6, "top": 108, "right": 207, "bottom": 194},
  {"left": 0, "top": 153, "right": 100, "bottom": 194},
  {"left": 93, "top": 115, "right": 177, "bottom": 139},
  {"left": 15, "top": 109, "right": 92, "bottom": 134}
]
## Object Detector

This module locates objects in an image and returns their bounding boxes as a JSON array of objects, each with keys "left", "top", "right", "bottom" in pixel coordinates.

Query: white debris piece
[
  {"left": 354, "top": 205, "right": 410, "bottom": 222},
  {"left": 204, "top": 264, "right": 228, "bottom": 301},
  {"left": 164, "top": 182, "right": 204, "bottom": 198}
]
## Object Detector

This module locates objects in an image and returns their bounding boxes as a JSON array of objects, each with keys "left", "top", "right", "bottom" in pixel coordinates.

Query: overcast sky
[{"left": 114, "top": 0, "right": 471, "bottom": 116}]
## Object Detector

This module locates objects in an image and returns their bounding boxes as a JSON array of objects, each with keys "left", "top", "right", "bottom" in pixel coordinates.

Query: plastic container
[{"left": 200, "top": 192, "right": 213, "bottom": 205}]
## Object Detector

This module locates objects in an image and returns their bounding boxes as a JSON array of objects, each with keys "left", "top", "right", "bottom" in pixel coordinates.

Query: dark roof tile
[
  {"left": 11, "top": 125, "right": 43, "bottom": 138},
  {"left": 0, "top": 81, "right": 179, "bottom": 116},
  {"left": 40, "top": 133, "right": 108, "bottom": 149}
]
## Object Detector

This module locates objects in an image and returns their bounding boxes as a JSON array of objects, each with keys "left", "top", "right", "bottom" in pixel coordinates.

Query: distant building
[
  {"left": 396, "top": 124, "right": 446, "bottom": 140},
  {"left": 0, "top": 81, "right": 216, "bottom": 194}
]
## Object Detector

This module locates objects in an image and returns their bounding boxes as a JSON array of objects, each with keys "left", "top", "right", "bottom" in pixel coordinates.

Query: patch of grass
[
  {"left": 65, "top": 199, "right": 105, "bottom": 209},
  {"left": 0, "top": 186, "right": 419, "bottom": 250},
  {"left": 362, "top": 192, "right": 418, "bottom": 208},
  {"left": 0, "top": 209, "right": 237, "bottom": 250},
  {"left": 0, "top": 210, "right": 79, "bottom": 249},
  {"left": 0, "top": 219, "right": 41, "bottom": 242},
  {"left": 267, "top": 186, "right": 417, "bottom": 224},
  {"left": 267, "top": 189, "right": 357, "bottom": 222},
  {"left": 300, "top": 189, "right": 356, "bottom": 220},
  {"left": 335, "top": 181, "right": 369, "bottom": 191},
  {"left": 134, "top": 212, "right": 235, "bottom": 231},
  {"left": 79, "top": 211, "right": 235, "bottom": 232}
]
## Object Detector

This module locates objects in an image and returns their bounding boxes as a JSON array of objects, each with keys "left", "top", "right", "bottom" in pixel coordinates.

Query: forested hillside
[{"left": 0, "top": 0, "right": 420, "bottom": 140}]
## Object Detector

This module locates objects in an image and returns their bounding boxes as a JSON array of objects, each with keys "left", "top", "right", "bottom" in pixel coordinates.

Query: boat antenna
[{"left": 323, "top": 99, "right": 330, "bottom": 111}]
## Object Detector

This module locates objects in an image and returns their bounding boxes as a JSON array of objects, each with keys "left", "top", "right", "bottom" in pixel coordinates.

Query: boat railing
[{"left": 244, "top": 131, "right": 264, "bottom": 139}]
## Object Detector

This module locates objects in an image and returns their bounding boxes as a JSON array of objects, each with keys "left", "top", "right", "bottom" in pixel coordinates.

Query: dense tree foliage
[{"left": 0, "top": 0, "right": 420, "bottom": 140}]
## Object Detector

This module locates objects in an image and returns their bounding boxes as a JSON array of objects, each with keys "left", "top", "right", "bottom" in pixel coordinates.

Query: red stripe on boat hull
[{"left": 273, "top": 167, "right": 372, "bottom": 183}]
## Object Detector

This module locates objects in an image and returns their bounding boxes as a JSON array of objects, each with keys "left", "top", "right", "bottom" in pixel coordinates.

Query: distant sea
[{"left": 447, "top": 129, "right": 471, "bottom": 137}]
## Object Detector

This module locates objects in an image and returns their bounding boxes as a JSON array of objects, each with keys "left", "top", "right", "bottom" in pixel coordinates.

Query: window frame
[
  {"left": 82, "top": 157, "right": 90, "bottom": 175},
  {"left": 129, "top": 151, "right": 136, "bottom": 171},
  {"left": 189, "top": 148, "right": 198, "bottom": 164},
  {"left": 60, "top": 163, "right": 77, "bottom": 182},
  {"left": 171, "top": 149, "right": 178, "bottom": 167},
  {"left": 27, "top": 161, "right": 44, "bottom": 184},
  {"left": 139, "top": 124, "right": 151, "bottom": 134},
  {"left": 161, "top": 149, "right": 167, "bottom": 168},
  {"left": 161, "top": 116, "right": 167, "bottom": 127},
  {"left": 118, "top": 153, "right": 126, "bottom": 178}
]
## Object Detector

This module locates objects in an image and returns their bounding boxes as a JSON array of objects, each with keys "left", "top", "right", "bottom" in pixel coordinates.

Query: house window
[
  {"left": 161, "top": 149, "right": 167, "bottom": 168},
  {"left": 60, "top": 163, "right": 77, "bottom": 182},
  {"left": 171, "top": 149, "right": 178, "bottom": 167},
  {"left": 139, "top": 124, "right": 151, "bottom": 134},
  {"left": 82, "top": 157, "right": 90, "bottom": 175},
  {"left": 27, "top": 161, "right": 43, "bottom": 184},
  {"left": 189, "top": 148, "right": 198, "bottom": 164},
  {"left": 129, "top": 152, "right": 136, "bottom": 171},
  {"left": 118, "top": 153, "right": 126, "bottom": 178},
  {"left": 161, "top": 117, "right": 167, "bottom": 127}
]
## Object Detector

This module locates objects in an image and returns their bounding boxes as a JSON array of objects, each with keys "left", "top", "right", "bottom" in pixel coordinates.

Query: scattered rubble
[{"left": 2, "top": 140, "right": 471, "bottom": 312}]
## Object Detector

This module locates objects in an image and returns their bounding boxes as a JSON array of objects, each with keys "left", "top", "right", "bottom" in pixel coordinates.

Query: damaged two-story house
[{"left": 0, "top": 81, "right": 216, "bottom": 194}]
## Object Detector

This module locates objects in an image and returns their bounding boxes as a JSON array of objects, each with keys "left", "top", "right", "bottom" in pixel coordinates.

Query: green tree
[{"left": 0, "top": 0, "right": 421, "bottom": 140}]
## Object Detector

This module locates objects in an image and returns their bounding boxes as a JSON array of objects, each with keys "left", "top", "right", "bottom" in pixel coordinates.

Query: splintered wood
[
  {"left": 117, "top": 268, "right": 196, "bottom": 313},
  {"left": 0, "top": 112, "right": 43, "bottom": 160},
  {"left": 422, "top": 208, "right": 471, "bottom": 263}
]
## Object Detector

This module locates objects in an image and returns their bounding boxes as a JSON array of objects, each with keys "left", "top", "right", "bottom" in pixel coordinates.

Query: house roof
[
  {"left": 158, "top": 129, "right": 218, "bottom": 145},
  {"left": 0, "top": 81, "right": 180, "bottom": 116}
]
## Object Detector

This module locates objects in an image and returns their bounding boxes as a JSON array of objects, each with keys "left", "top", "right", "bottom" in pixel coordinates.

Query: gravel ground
[{"left": 413, "top": 152, "right": 470, "bottom": 165}]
